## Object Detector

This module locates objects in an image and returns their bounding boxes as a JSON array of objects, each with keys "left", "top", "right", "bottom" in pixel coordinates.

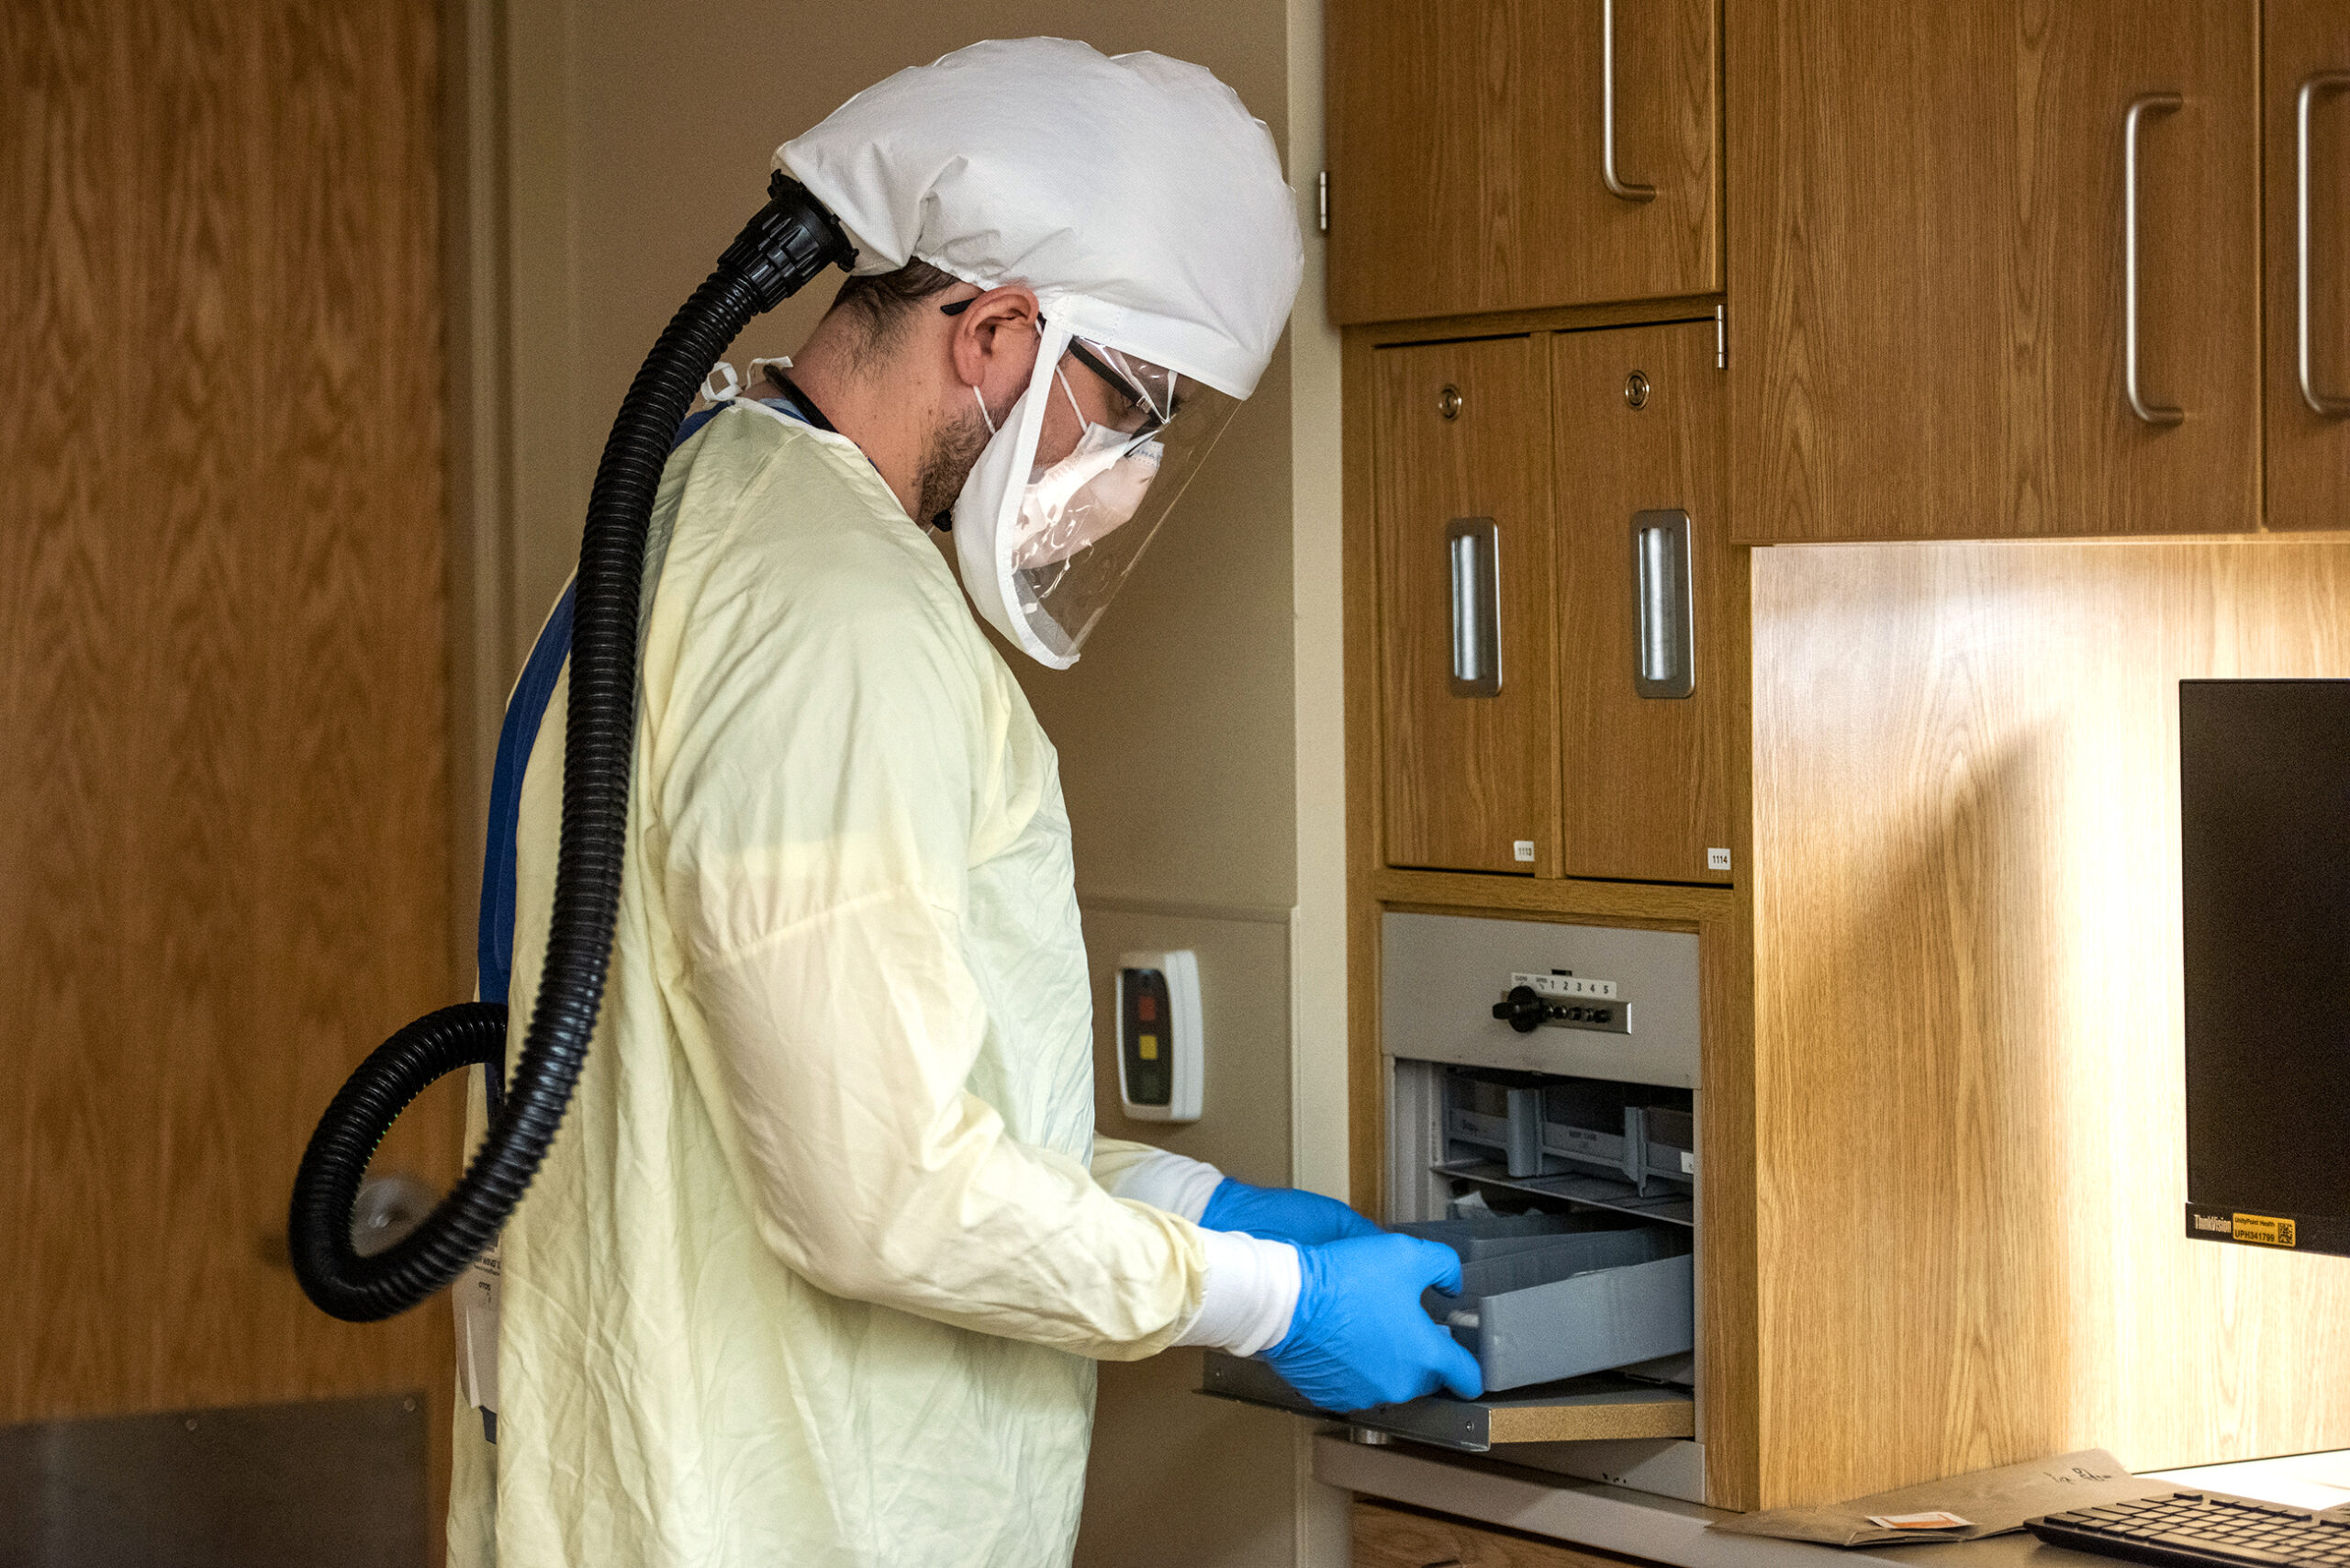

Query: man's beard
[{"left": 913, "top": 399, "right": 993, "bottom": 527}]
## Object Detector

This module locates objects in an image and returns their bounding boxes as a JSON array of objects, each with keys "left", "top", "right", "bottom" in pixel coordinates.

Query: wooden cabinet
[
  {"left": 1743, "top": 540, "right": 2350, "bottom": 1507},
  {"left": 1729, "top": 0, "right": 2261, "bottom": 541},
  {"left": 1349, "top": 526, "right": 2350, "bottom": 1512},
  {"left": 1374, "top": 335, "right": 1560, "bottom": 877},
  {"left": 1371, "top": 321, "right": 1733, "bottom": 884},
  {"left": 1340, "top": 0, "right": 2350, "bottom": 1522},
  {"left": 1353, "top": 1499, "right": 1662, "bottom": 1568},
  {"left": 2265, "top": 0, "right": 2350, "bottom": 530},
  {"left": 1552, "top": 320, "right": 1733, "bottom": 884},
  {"left": 1326, "top": 0, "right": 1718, "bottom": 325}
]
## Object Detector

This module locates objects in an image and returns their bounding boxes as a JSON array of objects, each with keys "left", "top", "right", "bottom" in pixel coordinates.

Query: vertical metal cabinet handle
[
  {"left": 1601, "top": 0, "right": 1656, "bottom": 203},
  {"left": 1448, "top": 516, "right": 1503, "bottom": 697},
  {"left": 2300, "top": 73, "right": 2350, "bottom": 416},
  {"left": 1632, "top": 510, "right": 1695, "bottom": 699},
  {"left": 2123, "top": 92, "right": 2186, "bottom": 426}
]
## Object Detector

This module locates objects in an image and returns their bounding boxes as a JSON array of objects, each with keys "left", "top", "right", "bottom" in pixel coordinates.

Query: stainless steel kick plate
[{"left": 0, "top": 1393, "right": 428, "bottom": 1568}]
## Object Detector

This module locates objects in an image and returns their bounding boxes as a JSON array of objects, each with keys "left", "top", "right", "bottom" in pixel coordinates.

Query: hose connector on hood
[{"left": 726, "top": 171, "right": 856, "bottom": 310}]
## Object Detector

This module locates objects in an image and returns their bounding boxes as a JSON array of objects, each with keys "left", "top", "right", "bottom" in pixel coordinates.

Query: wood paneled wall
[
  {"left": 1751, "top": 541, "right": 2350, "bottom": 1506},
  {"left": 2, "top": 0, "right": 457, "bottom": 1450}
]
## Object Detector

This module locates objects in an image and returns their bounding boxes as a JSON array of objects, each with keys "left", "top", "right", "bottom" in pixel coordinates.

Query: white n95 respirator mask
[{"left": 952, "top": 320, "right": 1238, "bottom": 668}]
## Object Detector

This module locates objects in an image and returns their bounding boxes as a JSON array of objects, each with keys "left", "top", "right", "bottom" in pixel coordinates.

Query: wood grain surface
[
  {"left": 1, "top": 0, "right": 458, "bottom": 1523},
  {"left": 1729, "top": 0, "right": 2262, "bottom": 541},
  {"left": 1346, "top": 331, "right": 1392, "bottom": 1221},
  {"left": 1353, "top": 1499, "right": 1668, "bottom": 1568},
  {"left": 1697, "top": 518, "right": 1759, "bottom": 1512},
  {"left": 1374, "top": 335, "right": 1561, "bottom": 877},
  {"left": 1551, "top": 320, "right": 1736, "bottom": 883},
  {"left": 1326, "top": 0, "right": 1718, "bottom": 325},
  {"left": 1751, "top": 540, "right": 2350, "bottom": 1506},
  {"left": 2264, "top": 0, "right": 2350, "bottom": 532},
  {"left": 1370, "top": 869, "right": 1729, "bottom": 932}
]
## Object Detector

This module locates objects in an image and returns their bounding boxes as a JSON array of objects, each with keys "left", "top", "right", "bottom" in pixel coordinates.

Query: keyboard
[{"left": 2028, "top": 1491, "right": 2350, "bottom": 1566}]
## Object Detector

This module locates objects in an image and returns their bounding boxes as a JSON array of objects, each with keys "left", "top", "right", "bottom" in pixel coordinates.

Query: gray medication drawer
[{"left": 1401, "top": 1215, "right": 1694, "bottom": 1393}]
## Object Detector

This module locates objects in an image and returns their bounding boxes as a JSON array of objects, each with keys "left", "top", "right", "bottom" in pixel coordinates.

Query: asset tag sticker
[{"left": 2232, "top": 1213, "right": 2299, "bottom": 1248}]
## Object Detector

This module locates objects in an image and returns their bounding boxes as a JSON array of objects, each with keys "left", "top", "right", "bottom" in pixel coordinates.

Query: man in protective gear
[{"left": 449, "top": 39, "right": 1479, "bottom": 1568}]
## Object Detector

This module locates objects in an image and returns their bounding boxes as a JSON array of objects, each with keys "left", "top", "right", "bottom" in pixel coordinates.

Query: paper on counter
[{"left": 1707, "top": 1449, "right": 2177, "bottom": 1547}]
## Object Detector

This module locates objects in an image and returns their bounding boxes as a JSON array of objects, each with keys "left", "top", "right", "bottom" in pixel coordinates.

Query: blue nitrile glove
[
  {"left": 1259, "top": 1233, "right": 1484, "bottom": 1411},
  {"left": 1200, "top": 1178, "right": 1385, "bottom": 1247}
]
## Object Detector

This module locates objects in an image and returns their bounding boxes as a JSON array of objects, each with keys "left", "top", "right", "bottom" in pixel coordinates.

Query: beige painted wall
[
  {"left": 473, "top": 3, "right": 1349, "bottom": 1564},
  {"left": 1077, "top": 906, "right": 1304, "bottom": 1568}
]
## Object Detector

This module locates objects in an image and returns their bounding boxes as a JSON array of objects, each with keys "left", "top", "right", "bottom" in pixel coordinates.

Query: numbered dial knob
[{"left": 1490, "top": 984, "right": 1546, "bottom": 1034}]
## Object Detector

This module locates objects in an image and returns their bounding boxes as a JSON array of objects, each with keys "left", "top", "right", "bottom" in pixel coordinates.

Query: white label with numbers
[
  {"left": 1707, "top": 847, "right": 1732, "bottom": 871},
  {"left": 1510, "top": 970, "right": 1618, "bottom": 1000}
]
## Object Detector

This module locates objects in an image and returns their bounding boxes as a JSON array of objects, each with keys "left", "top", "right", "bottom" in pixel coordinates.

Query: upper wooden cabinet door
[
  {"left": 1375, "top": 336, "right": 1558, "bottom": 875},
  {"left": 2266, "top": 0, "right": 2350, "bottom": 531},
  {"left": 1326, "top": 0, "right": 1719, "bottom": 325},
  {"left": 1552, "top": 321, "right": 1732, "bottom": 884},
  {"left": 1729, "top": 1, "right": 2260, "bottom": 541}
]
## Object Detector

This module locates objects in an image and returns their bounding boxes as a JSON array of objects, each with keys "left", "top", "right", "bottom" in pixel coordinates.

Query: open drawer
[
  {"left": 1196, "top": 1210, "right": 1695, "bottom": 1452},
  {"left": 1199, "top": 1353, "right": 1693, "bottom": 1453},
  {"left": 1403, "top": 1215, "right": 1692, "bottom": 1391}
]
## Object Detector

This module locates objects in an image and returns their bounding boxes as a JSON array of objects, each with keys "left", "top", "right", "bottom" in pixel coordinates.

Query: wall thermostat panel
[{"left": 1116, "top": 950, "right": 1203, "bottom": 1122}]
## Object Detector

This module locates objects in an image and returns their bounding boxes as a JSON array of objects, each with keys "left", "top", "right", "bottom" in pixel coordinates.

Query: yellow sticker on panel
[{"left": 2232, "top": 1213, "right": 2298, "bottom": 1248}]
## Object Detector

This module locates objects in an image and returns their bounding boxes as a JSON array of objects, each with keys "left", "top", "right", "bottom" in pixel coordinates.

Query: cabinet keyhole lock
[
  {"left": 1624, "top": 369, "right": 1651, "bottom": 409},
  {"left": 1438, "top": 384, "right": 1463, "bottom": 420}
]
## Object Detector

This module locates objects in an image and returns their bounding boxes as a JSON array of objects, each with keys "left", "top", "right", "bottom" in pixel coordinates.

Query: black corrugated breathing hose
[{"left": 288, "top": 173, "right": 853, "bottom": 1323}]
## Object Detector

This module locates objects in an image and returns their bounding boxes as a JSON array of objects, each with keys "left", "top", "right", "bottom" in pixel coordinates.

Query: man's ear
[{"left": 948, "top": 285, "right": 1041, "bottom": 391}]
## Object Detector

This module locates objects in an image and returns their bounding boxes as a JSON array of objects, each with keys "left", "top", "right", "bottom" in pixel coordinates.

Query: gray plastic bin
[{"left": 1401, "top": 1217, "right": 1694, "bottom": 1393}]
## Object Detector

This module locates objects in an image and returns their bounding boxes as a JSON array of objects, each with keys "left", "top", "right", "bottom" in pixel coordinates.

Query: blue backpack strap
[
  {"left": 476, "top": 579, "right": 576, "bottom": 1014},
  {"left": 672, "top": 403, "right": 728, "bottom": 448}
]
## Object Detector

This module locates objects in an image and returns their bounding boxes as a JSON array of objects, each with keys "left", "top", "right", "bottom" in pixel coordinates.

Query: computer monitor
[{"left": 2181, "top": 679, "right": 2350, "bottom": 1258}]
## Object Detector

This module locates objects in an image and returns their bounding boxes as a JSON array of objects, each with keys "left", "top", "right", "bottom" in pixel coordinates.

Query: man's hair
[{"left": 825, "top": 258, "right": 964, "bottom": 360}]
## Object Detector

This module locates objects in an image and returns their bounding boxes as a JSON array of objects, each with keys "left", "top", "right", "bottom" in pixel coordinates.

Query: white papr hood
[{"left": 777, "top": 37, "right": 1302, "bottom": 399}]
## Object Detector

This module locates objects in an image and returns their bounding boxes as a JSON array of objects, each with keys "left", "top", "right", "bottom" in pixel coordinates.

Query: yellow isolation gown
[{"left": 447, "top": 402, "right": 1218, "bottom": 1568}]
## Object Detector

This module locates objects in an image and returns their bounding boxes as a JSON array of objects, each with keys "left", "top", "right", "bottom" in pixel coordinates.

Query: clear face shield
[{"left": 953, "top": 319, "right": 1242, "bottom": 667}]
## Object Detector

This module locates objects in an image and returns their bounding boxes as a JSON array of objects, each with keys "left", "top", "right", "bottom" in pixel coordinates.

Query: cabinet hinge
[
  {"left": 1715, "top": 304, "right": 1726, "bottom": 370},
  {"left": 1317, "top": 170, "right": 1329, "bottom": 235}
]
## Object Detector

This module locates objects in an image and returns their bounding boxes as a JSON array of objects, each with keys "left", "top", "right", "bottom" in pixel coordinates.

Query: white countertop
[{"left": 2151, "top": 1450, "right": 2350, "bottom": 1514}]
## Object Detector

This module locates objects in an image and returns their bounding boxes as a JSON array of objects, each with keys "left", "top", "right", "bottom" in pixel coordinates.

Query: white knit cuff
[
  {"left": 1172, "top": 1229, "right": 1301, "bottom": 1358},
  {"left": 1101, "top": 1149, "right": 1225, "bottom": 1223}
]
